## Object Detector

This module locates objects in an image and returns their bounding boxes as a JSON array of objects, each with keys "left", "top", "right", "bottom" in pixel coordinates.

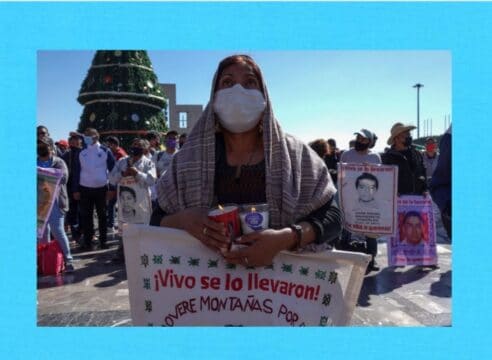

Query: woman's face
[
  {"left": 121, "top": 191, "right": 136, "bottom": 212},
  {"left": 216, "top": 63, "right": 261, "bottom": 92}
]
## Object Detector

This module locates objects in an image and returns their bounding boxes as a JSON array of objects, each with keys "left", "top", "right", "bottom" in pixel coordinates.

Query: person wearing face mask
[
  {"left": 37, "top": 137, "right": 74, "bottom": 273},
  {"left": 151, "top": 54, "right": 342, "bottom": 268},
  {"left": 339, "top": 129, "right": 382, "bottom": 273},
  {"left": 381, "top": 123, "right": 427, "bottom": 196},
  {"left": 109, "top": 138, "right": 156, "bottom": 189},
  {"left": 153, "top": 130, "right": 179, "bottom": 178},
  {"left": 422, "top": 137, "right": 439, "bottom": 186},
  {"left": 340, "top": 129, "right": 381, "bottom": 164},
  {"left": 109, "top": 138, "right": 156, "bottom": 262},
  {"left": 71, "top": 128, "right": 116, "bottom": 250}
]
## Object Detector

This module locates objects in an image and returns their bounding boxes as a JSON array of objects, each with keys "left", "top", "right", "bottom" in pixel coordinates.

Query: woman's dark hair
[
  {"left": 119, "top": 186, "right": 136, "bottom": 200},
  {"left": 106, "top": 136, "right": 119, "bottom": 146},
  {"left": 213, "top": 55, "right": 264, "bottom": 94},
  {"left": 355, "top": 172, "right": 379, "bottom": 190},
  {"left": 309, "top": 139, "right": 328, "bottom": 159}
]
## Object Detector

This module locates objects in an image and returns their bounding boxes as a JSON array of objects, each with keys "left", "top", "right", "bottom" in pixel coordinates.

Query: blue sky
[{"left": 38, "top": 50, "right": 450, "bottom": 151}]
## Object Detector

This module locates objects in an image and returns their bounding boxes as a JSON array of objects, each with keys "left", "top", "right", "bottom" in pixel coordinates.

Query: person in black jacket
[
  {"left": 381, "top": 123, "right": 427, "bottom": 195},
  {"left": 62, "top": 134, "right": 83, "bottom": 242}
]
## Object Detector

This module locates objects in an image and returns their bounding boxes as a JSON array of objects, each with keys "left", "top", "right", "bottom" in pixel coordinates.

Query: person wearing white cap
[
  {"left": 340, "top": 129, "right": 381, "bottom": 273},
  {"left": 381, "top": 123, "right": 427, "bottom": 195},
  {"left": 340, "top": 129, "right": 380, "bottom": 164}
]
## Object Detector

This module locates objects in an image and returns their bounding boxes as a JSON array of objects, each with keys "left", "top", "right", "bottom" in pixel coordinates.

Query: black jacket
[{"left": 381, "top": 146, "right": 427, "bottom": 195}]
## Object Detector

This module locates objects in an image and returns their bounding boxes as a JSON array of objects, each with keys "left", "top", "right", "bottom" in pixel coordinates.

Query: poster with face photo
[
  {"left": 387, "top": 195, "right": 438, "bottom": 266},
  {"left": 117, "top": 176, "right": 152, "bottom": 226},
  {"left": 37, "top": 167, "right": 63, "bottom": 238},
  {"left": 339, "top": 163, "right": 398, "bottom": 235}
]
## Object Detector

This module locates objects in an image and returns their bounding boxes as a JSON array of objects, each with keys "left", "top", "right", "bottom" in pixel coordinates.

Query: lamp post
[{"left": 413, "top": 83, "right": 424, "bottom": 139}]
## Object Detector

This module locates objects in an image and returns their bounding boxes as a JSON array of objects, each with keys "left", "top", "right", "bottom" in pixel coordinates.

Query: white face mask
[{"left": 213, "top": 84, "right": 266, "bottom": 134}]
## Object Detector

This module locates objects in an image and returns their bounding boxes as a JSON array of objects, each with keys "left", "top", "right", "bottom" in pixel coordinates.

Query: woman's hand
[
  {"left": 160, "top": 207, "right": 230, "bottom": 253},
  {"left": 223, "top": 228, "right": 295, "bottom": 267}
]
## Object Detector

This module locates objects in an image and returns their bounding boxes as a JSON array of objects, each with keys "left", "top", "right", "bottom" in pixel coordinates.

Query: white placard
[
  {"left": 339, "top": 163, "right": 398, "bottom": 235},
  {"left": 123, "top": 224, "right": 370, "bottom": 326}
]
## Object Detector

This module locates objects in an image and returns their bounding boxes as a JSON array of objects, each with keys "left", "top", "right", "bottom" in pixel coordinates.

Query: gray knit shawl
[{"left": 157, "top": 69, "right": 336, "bottom": 229}]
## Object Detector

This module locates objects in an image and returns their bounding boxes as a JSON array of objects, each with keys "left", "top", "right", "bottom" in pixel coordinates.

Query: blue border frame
[{"left": 1, "top": 2, "right": 489, "bottom": 358}]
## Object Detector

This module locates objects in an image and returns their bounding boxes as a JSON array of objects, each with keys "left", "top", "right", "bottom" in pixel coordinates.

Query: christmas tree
[{"left": 77, "top": 50, "right": 167, "bottom": 149}]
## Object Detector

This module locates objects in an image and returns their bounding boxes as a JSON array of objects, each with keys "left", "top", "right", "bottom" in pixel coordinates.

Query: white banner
[
  {"left": 387, "top": 195, "right": 438, "bottom": 266},
  {"left": 339, "top": 163, "right": 398, "bottom": 235},
  {"left": 117, "top": 176, "right": 152, "bottom": 225},
  {"left": 123, "top": 224, "right": 370, "bottom": 326}
]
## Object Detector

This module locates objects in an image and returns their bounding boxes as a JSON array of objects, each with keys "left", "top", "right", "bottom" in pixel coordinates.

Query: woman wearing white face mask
[{"left": 152, "top": 54, "right": 342, "bottom": 267}]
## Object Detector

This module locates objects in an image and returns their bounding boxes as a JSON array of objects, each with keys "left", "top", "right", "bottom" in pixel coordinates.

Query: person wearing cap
[
  {"left": 37, "top": 137, "right": 74, "bottom": 272},
  {"left": 340, "top": 129, "right": 381, "bottom": 164},
  {"left": 381, "top": 123, "right": 427, "bottom": 195},
  {"left": 422, "top": 137, "right": 439, "bottom": 186},
  {"left": 55, "top": 139, "right": 69, "bottom": 156},
  {"left": 62, "top": 133, "right": 83, "bottom": 242},
  {"left": 340, "top": 129, "right": 381, "bottom": 273},
  {"left": 383, "top": 123, "right": 436, "bottom": 269}
]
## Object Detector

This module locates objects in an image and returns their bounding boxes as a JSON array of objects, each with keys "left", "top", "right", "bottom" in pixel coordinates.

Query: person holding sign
[
  {"left": 340, "top": 129, "right": 381, "bottom": 273},
  {"left": 153, "top": 54, "right": 342, "bottom": 267},
  {"left": 109, "top": 138, "right": 156, "bottom": 261},
  {"left": 37, "top": 137, "right": 74, "bottom": 273}
]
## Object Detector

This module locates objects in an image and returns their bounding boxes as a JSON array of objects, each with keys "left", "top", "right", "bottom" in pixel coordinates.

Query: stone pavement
[{"left": 37, "top": 214, "right": 451, "bottom": 327}]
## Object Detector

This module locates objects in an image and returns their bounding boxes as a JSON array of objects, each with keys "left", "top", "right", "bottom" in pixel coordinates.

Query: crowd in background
[{"left": 37, "top": 121, "right": 451, "bottom": 276}]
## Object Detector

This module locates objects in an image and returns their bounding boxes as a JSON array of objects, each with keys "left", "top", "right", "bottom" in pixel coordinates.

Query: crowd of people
[
  {"left": 308, "top": 122, "right": 451, "bottom": 273},
  {"left": 37, "top": 54, "right": 451, "bottom": 277}
]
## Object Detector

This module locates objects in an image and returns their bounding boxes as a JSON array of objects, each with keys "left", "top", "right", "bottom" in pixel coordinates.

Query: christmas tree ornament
[
  {"left": 143, "top": 86, "right": 148, "bottom": 91},
  {"left": 146, "top": 80, "right": 154, "bottom": 89},
  {"left": 108, "top": 111, "right": 118, "bottom": 121},
  {"left": 89, "top": 113, "right": 96, "bottom": 122},
  {"left": 104, "top": 75, "right": 112, "bottom": 84},
  {"left": 131, "top": 113, "right": 140, "bottom": 122}
]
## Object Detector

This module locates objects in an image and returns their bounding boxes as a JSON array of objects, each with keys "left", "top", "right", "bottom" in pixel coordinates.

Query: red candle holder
[{"left": 208, "top": 204, "right": 241, "bottom": 249}]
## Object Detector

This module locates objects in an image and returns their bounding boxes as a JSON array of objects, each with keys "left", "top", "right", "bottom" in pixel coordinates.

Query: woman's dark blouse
[{"left": 150, "top": 133, "right": 342, "bottom": 247}]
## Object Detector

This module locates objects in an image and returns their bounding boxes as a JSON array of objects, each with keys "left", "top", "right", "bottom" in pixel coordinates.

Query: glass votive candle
[
  {"left": 208, "top": 204, "right": 241, "bottom": 249},
  {"left": 239, "top": 203, "right": 269, "bottom": 235}
]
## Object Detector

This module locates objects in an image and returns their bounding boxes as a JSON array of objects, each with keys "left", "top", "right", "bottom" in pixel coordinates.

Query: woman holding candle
[{"left": 152, "top": 54, "right": 342, "bottom": 267}]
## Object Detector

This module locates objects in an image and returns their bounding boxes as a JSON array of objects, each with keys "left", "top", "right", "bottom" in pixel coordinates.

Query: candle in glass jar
[
  {"left": 207, "top": 204, "right": 241, "bottom": 239},
  {"left": 239, "top": 203, "right": 269, "bottom": 234}
]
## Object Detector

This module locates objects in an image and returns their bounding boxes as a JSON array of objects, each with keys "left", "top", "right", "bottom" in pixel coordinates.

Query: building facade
[{"left": 160, "top": 83, "right": 203, "bottom": 135}]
